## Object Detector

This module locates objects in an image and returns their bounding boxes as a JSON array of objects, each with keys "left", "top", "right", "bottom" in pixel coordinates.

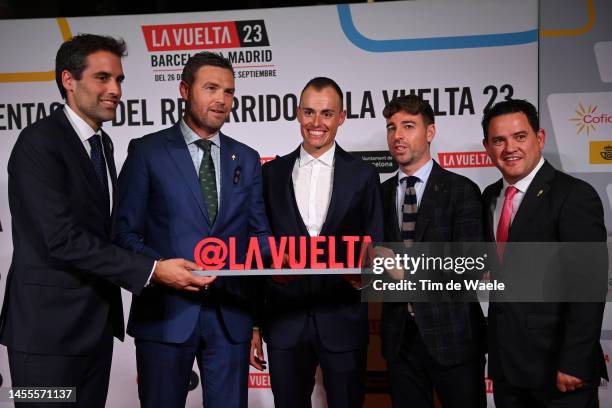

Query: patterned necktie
[
  {"left": 194, "top": 139, "right": 218, "bottom": 224},
  {"left": 88, "top": 133, "right": 109, "bottom": 211},
  {"left": 496, "top": 186, "right": 519, "bottom": 260},
  {"left": 401, "top": 176, "right": 419, "bottom": 245}
]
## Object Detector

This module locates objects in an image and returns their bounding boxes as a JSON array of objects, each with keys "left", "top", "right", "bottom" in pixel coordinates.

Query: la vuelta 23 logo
[{"left": 194, "top": 236, "right": 372, "bottom": 270}]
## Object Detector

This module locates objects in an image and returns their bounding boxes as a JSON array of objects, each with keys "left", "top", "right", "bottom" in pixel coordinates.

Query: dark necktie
[
  {"left": 401, "top": 176, "right": 419, "bottom": 245},
  {"left": 194, "top": 139, "right": 218, "bottom": 224},
  {"left": 88, "top": 133, "right": 109, "bottom": 211}
]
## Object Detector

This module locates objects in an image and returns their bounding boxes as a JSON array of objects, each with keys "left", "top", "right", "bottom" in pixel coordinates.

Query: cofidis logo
[
  {"left": 570, "top": 101, "right": 612, "bottom": 136},
  {"left": 571, "top": 102, "right": 612, "bottom": 164}
]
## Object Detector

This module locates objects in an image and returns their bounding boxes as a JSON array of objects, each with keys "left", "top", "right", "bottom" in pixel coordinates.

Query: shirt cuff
[{"left": 145, "top": 260, "right": 157, "bottom": 287}]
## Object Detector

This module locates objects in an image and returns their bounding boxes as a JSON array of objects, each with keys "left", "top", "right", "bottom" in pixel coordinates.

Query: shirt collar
[
  {"left": 180, "top": 119, "right": 220, "bottom": 147},
  {"left": 502, "top": 156, "right": 545, "bottom": 194},
  {"left": 396, "top": 158, "right": 434, "bottom": 185},
  {"left": 64, "top": 105, "right": 98, "bottom": 143},
  {"left": 298, "top": 142, "right": 336, "bottom": 167}
]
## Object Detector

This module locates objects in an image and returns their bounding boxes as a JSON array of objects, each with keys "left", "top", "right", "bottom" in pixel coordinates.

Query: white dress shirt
[
  {"left": 64, "top": 105, "right": 113, "bottom": 211},
  {"left": 292, "top": 143, "right": 336, "bottom": 237},
  {"left": 492, "top": 157, "right": 545, "bottom": 240}
]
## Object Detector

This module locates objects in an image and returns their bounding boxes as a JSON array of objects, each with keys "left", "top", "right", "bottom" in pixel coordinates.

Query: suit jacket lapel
[
  {"left": 56, "top": 109, "right": 111, "bottom": 221},
  {"left": 217, "top": 133, "right": 239, "bottom": 228},
  {"left": 320, "top": 145, "right": 352, "bottom": 237},
  {"left": 164, "top": 124, "right": 210, "bottom": 224},
  {"left": 508, "top": 161, "right": 554, "bottom": 241},
  {"left": 483, "top": 179, "right": 503, "bottom": 242},
  {"left": 382, "top": 176, "right": 402, "bottom": 242},
  {"left": 282, "top": 147, "right": 310, "bottom": 236},
  {"left": 414, "top": 162, "right": 444, "bottom": 242}
]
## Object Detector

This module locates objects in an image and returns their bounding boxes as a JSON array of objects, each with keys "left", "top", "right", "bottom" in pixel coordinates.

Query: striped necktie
[{"left": 401, "top": 176, "right": 419, "bottom": 245}]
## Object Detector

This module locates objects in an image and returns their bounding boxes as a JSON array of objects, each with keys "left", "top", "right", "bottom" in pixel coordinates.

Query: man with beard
[
  {"left": 0, "top": 34, "right": 210, "bottom": 408},
  {"left": 379, "top": 95, "right": 487, "bottom": 408},
  {"left": 114, "top": 52, "right": 270, "bottom": 408}
]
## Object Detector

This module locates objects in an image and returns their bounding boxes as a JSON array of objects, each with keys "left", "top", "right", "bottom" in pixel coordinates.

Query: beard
[{"left": 185, "top": 104, "right": 226, "bottom": 135}]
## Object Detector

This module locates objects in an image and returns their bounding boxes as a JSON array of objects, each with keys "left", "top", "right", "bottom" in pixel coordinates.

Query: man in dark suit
[
  {"left": 378, "top": 95, "right": 487, "bottom": 408},
  {"left": 0, "top": 34, "right": 211, "bottom": 408},
  {"left": 114, "top": 51, "right": 270, "bottom": 408},
  {"left": 482, "top": 99, "right": 607, "bottom": 408},
  {"left": 252, "top": 77, "right": 383, "bottom": 408}
]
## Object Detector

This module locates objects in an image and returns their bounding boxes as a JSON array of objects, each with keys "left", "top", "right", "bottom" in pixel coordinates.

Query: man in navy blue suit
[
  {"left": 114, "top": 52, "right": 270, "bottom": 408},
  {"left": 253, "top": 77, "right": 384, "bottom": 408}
]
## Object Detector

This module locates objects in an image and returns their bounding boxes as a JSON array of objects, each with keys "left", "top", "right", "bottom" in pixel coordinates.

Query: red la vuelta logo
[{"left": 194, "top": 236, "right": 372, "bottom": 270}]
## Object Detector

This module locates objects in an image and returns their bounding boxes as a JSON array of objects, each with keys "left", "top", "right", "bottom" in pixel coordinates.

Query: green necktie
[{"left": 194, "top": 139, "right": 218, "bottom": 224}]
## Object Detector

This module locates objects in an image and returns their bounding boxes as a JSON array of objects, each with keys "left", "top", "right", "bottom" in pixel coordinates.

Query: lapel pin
[
  {"left": 536, "top": 189, "right": 543, "bottom": 197},
  {"left": 231, "top": 154, "right": 236, "bottom": 161}
]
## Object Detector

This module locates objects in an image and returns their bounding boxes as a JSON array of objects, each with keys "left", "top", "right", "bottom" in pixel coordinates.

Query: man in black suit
[
  {"left": 378, "top": 95, "right": 487, "bottom": 408},
  {"left": 482, "top": 99, "right": 607, "bottom": 408},
  {"left": 252, "top": 77, "right": 383, "bottom": 408},
  {"left": 0, "top": 34, "right": 213, "bottom": 408}
]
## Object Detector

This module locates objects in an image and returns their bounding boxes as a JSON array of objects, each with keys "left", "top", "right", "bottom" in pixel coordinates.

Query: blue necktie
[{"left": 88, "top": 133, "right": 110, "bottom": 211}]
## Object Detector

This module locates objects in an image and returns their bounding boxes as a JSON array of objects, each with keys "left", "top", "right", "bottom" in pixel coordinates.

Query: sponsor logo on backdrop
[
  {"left": 486, "top": 378, "right": 493, "bottom": 393},
  {"left": 570, "top": 102, "right": 612, "bottom": 136},
  {"left": 260, "top": 156, "right": 276, "bottom": 165},
  {"left": 589, "top": 142, "right": 612, "bottom": 164},
  {"left": 249, "top": 373, "right": 271, "bottom": 388},
  {"left": 142, "top": 20, "right": 276, "bottom": 82},
  {"left": 438, "top": 151, "right": 493, "bottom": 168},
  {"left": 351, "top": 151, "right": 397, "bottom": 174}
]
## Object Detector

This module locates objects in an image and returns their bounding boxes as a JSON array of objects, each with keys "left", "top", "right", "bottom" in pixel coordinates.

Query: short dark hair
[
  {"left": 482, "top": 99, "right": 539, "bottom": 140},
  {"left": 55, "top": 34, "right": 127, "bottom": 100},
  {"left": 300, "top": 77, "right": 343, "bottom": 110},
  {"left": 382, "top": 94, "right": 435, "bottom": 126},
  {"left": 181, "top": 52, "right": 234, "bottom": 87}
]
